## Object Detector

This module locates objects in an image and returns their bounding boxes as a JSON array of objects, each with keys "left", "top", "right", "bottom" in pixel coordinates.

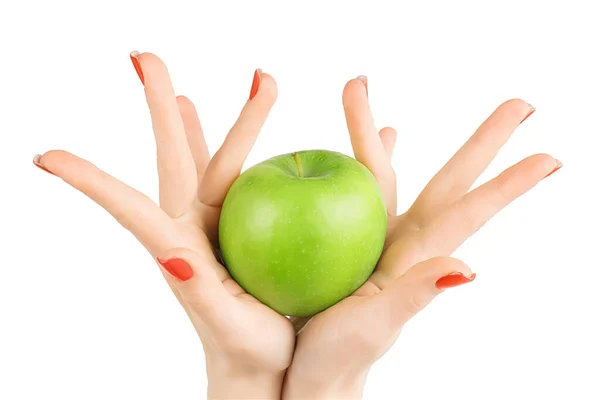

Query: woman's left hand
[{"left": 283, "top": 78, "right": 561, "bottom": 399}]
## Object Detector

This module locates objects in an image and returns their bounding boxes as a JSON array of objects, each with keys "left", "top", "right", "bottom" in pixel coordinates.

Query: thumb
[
  {"left": 156, "top": 248, "right": 231, "bottom": 316},
  {"left": 378, "top": 257, "right": 475, "bottom": 329}
]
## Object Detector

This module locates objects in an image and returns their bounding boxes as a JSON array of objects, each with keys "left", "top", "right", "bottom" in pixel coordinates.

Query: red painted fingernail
[
  {"left": 435, "top": 272, "right": 476, "bottom": 289},
  {"left": 357, "top": 75, "right": 368, "bottom": 97},
  {"left": 520, "top": 103, "right": 535, "bottom": 124},
  {"left": 249, "top": 69, "right": 262, "bottom": 100},
  {"left": 130, "top": 51, "right": 145, "bottom": 85},
  {"left": 544, "top": 159, "right": 563, "bottom": 179},
  {"left": 157, "top": 257, "right": 194, "bottom": 281},
  {"left": 33, "top": 154, "right": 54, "bottom": 176}
]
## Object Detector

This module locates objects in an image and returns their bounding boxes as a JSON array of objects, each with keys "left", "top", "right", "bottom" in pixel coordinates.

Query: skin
[
  {"left": 283, "top": 82, "right": 559, "bottom": 398},
  {"left": 219, "top": 150, "right": 387, "bottom": 316},
  {"left": 35, "top": 52, "right": 294, "bottom": 399},
  {"left": 34, "top": 53, "right": 559, "bottom": 399}
]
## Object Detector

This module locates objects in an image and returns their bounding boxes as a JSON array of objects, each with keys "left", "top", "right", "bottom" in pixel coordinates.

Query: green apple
[{"left": 219, "top": 150, "right": 387, "bottom": 316}]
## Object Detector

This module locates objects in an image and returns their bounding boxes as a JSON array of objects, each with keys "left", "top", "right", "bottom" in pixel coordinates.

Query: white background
[{"left": 1, "top": 1, "right": 599, "bottom": 399}]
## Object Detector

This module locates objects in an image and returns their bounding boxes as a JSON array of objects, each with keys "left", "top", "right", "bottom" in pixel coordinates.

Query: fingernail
[
  {"left": 130, "top": 51, "right": 145, "bottom": 85},
  {"left": 33, "top": 154, "right": 54, "bottom": 176},
  {"left": 357, "top": 75, "right": 368, "bottom": 97},
  {"left": 435, "top": 272, "right": 476, "bottom": 289},
  {"left": 249, "top": 68, "right": 262, "bottom": 100},
  {"left": 520, "top": 103, "right": 535, "bottom": 124},
  {"left": 157, "top": 257, "right": 194, "bottom": 281},
  {"left": 544, "top": 159, "right": 563, "bottom": 179}
]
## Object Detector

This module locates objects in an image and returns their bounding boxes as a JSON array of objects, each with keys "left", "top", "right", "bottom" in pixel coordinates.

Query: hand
[
  {"left": 34, "top": 53, "right": 294, "bottom": 399},
  {"left": 283, "top": 77, "right": 561, "bottom": 399}
]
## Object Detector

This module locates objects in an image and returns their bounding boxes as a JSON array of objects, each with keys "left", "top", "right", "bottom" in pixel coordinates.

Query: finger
[
  {"left": 343, "top": 77, "right": 396, "bottom": 212},
  {"left": 177, "top": 95, "right": 210, "bottom": 182},
  {"left": 35, "top": 150, "right": 176, "bottom": 255},
  {"left": 157, "top": 248, "right": 232, "bottom": 315},
  {"left": 413, "top": 99, "right": 535, "bottom": 217},
  {"left": 132, "top": 52, "right": 196, "bottom": 217},
  {"left": 200, "top": 70, "right": 277, "bottom": 206},
  {"left": 375, "top": 257, "right": 474, "bottom": 329},
  {"left": 425, "top": 154, "right": 559, "bottom": 255},
  {"left": 379, "top": 127, "right": 397, "bottom": 161}
]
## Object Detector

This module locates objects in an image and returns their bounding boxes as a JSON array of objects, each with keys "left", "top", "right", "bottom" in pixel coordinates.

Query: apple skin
[{"left": 219, "top": 150, "right": 387, "bottom": 316}]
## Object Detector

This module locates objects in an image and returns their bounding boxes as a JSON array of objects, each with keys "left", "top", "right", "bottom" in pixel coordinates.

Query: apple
[{"left": 219, "top": 150, "right": 387, "bottom": 316}]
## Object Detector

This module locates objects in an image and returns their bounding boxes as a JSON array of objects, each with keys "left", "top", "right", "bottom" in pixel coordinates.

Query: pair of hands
[{"left": 33, "top": 52, "right": 560, "bottom": 399}]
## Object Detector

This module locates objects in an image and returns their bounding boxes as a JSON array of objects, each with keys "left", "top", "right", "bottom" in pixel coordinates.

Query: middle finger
[{"left": 131, "top": 52, "right": 197, "bottom": 218}]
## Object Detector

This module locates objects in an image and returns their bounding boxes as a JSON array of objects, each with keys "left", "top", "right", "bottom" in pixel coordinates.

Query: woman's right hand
[{"left": 33, "top": 52, "right": 295, "bottom": 399}]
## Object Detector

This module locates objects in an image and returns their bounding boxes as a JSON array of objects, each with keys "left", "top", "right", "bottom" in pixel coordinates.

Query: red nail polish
[
  {"left": 157, "top": 257, "right": 194, "bottom": 281},
  {"left": 357, "top": 75, "right": 368, "bottom": 97},
  {"left": 130, "top": 51, "right": 145, "bottom": 85},
  {"left": 544, "top": 159, "right": 562, "bottom": 179},
  {"left": 520, "top": 103, "right": 535, "bottom": 124},
  {"left": 33, "top": 154, "right": 54, "bottom": 176},
  {"left": 249, "top": 69, "right": 262, "bottom": 100},
  {"left": 435, "top": 272, "right": 476, "bottom": 289}
]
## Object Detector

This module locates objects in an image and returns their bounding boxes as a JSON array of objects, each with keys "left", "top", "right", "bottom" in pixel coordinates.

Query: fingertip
[
  {"left": 33, "top": 153, "right": 54, "bottom": 175},
  {"left": 176, "top": 95, "right": 197, "bottom": 113},
  {"left": 439, "top": 256, "right": 472, "bottom": 276},
  {"left": 496, "top": 98, "right": 534, "bottom": 122},
  {"left": 254, "top": 71, "right": 278, "bottom": 103},
  {"left": 36, "top": 149, "right": 70, "bottom": 169},
  {"left": 411, "top": 256, "right": 472, "bottom": 283},
  {"left": 435, "top": 271, "right": 476, "bottom": 290},
  {"left": 379, "top": 127, "right": 397, "bottom": 158},
  {"left": 520, "top": 153, "right": 560, "bottom": 179},
  {"left": 134, "top": 51, "right": 164, "bottom": 67},
  {"left": 429, "top": 257, "right": 474, "bottom": 290},
  {"left": 531, "top": 152, "right": 558, "bottom": 167},
  {"left": 379, "top": 126, "right": 397, "bottom": 142},
  {"left": 176, "top": 94, "right": 191, "bottom": 103},
  {"left": 343, "top": 78, "right": 368, "bottom": 105},
  {"left": 157, "top": 247, "right": 202, "bottom": 266},
  {"left": 157, "top": 256, "right": 194, "bottom": 282},
  {"left": 133, "top": 52, "right": 172, "bottom": 88}
]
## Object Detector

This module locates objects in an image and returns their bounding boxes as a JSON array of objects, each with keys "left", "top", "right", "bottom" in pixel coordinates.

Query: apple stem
[{"left": 292, "top": 152, "right": 304, "bottom": 178}]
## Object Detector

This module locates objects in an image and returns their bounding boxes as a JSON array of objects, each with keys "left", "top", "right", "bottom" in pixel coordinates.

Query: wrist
[
  {"left": 283, "top": 364, "right": 370, "bottom": 400},
  {"left": 205, "top": 350, "right": 285, "bottom": 400}
]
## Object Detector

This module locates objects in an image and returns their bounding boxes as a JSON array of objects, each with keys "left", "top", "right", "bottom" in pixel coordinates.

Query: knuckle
[
  {"left": 489, "top": 176, "right": 511, "bottom": 205},
  {"left": 457, "top": 200, "right": 483, "bottom": 234},
  {"left": 404, "top": 290, "right": 427, "bottom": 317},
  {"left": 113, "top": 209, "right": 134, "bottom": 232}
]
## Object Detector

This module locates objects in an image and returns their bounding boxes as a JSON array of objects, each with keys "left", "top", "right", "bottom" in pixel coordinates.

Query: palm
[
  {"left": 172, "top": 201, "right": 295, "bottom": 371},
  {"left": 37, "top": 53, "right": 294, "bottom": 372},
  {"left": 289, "top": 80, "right": 558, "bottom": 378}
]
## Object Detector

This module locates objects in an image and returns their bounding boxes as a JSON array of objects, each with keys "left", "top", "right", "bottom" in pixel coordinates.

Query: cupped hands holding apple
[{"left": 34, "top": 52, "right": 560, "bottom": 399}]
